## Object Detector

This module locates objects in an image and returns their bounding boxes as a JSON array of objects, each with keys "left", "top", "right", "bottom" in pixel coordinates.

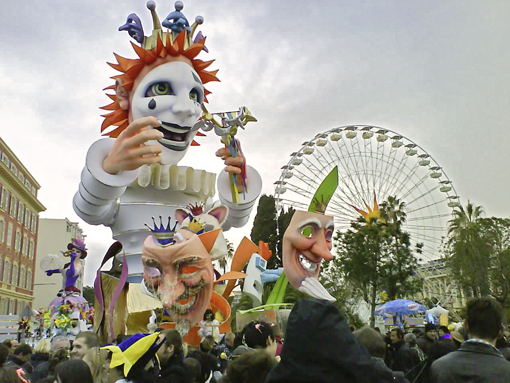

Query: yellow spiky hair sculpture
[{"left": 100, "top": 1, "right": 219, "bottom": 138}]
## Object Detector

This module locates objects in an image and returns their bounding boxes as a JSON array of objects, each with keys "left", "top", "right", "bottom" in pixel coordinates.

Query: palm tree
[
  {"left": 446, "top": 201, "right": 490, "bottom": 297},
  {"left": 218, "top": 238, "right": 235, "bottom": 274},
  {"left": 447, "top": 201, "right": 484, "bottom": 240}
]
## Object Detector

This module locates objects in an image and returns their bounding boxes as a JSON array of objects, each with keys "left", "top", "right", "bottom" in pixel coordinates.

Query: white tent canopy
[{"left": 426, "top": 305, "right": 449, "bottom": 317}]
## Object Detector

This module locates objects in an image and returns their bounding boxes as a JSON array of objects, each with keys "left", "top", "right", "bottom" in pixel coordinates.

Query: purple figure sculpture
[{"left": 46, "top": 238, "right": 87, "bottom": 294}]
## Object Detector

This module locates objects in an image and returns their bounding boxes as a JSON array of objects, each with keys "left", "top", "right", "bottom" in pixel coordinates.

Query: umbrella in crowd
[{"left": 374, "top": 299, "right": 427, "bottom": 317}]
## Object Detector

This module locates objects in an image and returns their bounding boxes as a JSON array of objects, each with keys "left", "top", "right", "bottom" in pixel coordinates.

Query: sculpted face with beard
[{"left": 141, "top": 229, "right": 218, "bottom": 336}]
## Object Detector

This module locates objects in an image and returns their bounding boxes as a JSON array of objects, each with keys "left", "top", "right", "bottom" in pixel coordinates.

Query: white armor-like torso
[{"left": 73, "top": 138, "right": 261, "bottom": 282}]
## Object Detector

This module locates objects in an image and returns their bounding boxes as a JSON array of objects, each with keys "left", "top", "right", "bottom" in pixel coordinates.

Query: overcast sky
[{"left": 2, "top": 0, "right": 509, "bottom": 286}]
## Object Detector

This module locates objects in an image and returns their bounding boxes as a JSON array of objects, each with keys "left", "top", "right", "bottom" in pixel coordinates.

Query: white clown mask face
[{"left": 130, "top": 60, "right": 204, "bottom": 165}]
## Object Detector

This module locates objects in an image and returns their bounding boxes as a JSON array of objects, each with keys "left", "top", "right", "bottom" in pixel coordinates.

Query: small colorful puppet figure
[
  {"left": 73, "top": 1, "right": 261, "bottom": 282},
  {"left": 46, "top": 238, "right": 88, "bottom": 294}
]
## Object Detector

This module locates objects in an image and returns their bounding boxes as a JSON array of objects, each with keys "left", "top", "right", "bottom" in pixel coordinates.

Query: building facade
[
  {"left": 32, "top": 219, "right": 86, "bottom": 311},
  {"left": 415, "top": 259, "right": 467, "bottom": 319},
  {"left": 0, "top": 137, "right": 45, "bottom": 315}
]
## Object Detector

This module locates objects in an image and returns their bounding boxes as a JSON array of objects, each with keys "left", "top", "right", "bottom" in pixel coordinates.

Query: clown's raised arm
[{"left": 72, "top": 1, "right": 261, "bottom": 282}]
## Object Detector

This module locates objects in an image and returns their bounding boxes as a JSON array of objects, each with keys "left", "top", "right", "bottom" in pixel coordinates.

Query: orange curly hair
[{"left": 100, "top": 30, "right": 219, "bottom": 138}]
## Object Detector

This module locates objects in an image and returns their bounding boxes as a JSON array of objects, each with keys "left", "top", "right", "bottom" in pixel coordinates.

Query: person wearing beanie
[
  {"left": 102, "top": 332, "right": 164, "bottom": 383},
  {"left": 417, "top": 323, "right": 436, "bottom": 356}
]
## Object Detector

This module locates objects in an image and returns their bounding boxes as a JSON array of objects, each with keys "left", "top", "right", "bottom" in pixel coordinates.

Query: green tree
[
  {"left": 250, "top": 195, "right": 278, "bottom": 268},
  {"left": 218, "top": 238, "right": 235, "bottom": 273},
  {"left": 444, "top": 201, "right": 491, "bottom": 297},
  {"left": 333, "top": 196, "right": 423, "bottom": 327},
  {"left": 320, "top": 270, "right": 366, "bottom": 328},
  {"left": 276, "top": 206, "right": 295, "bottom": 267},
  {"left": 250, "top": 195, "right": 294, "bottom": 269},
  {"left": 82, "top": 285, "right": 95, "bottom": 307},
  {"left": 480, "top": 217, "right": 510, "bottom": 307},
  {"left": 445, "top": 202, "right": 510, "bottom": 316}
]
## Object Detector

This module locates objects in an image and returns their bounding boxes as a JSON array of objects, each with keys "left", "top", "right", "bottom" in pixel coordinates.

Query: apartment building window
[
  {"left": 3, "top": 259, "right": 11, "bottom": 284},
  {"left": 7, "top": 224, "right": 13, "bottom": 248},
  {"left": 26, "top": 269, "right": 32, "bottom": 290},
  {"left": 0, "top": 188, "right": 8, "bottom": 211},
  {"left": 29, "top": 240, "right": 34, "bottom": 259},
  {"left": 9, "top": 196, "right": 16, "bottom": 217},
  {"left": 10, "top": 163, "right": 17, "bottom": 176},
  {"left": 25, "top": 180, "right": 30, "bottom": 190},
  {"left": 14, "top": 231, "right": 21, "bottom": 252},
  {"left": 18, "top": 173, "right": 24, "bottom": 184},
  {"left": 17, "top": 203, "right": 24, "bottom": 224},
  {"left": 22, "top": 235, "right": 28, "bottom": 256},
  {"left": 0, "top": 258, "right": 3, "bottom": 281},
  {"left": 25, "top": 209, "right": 31, "bottom": 228},
  {"left": 20, "top": 267, "right": 25, "bottom": 289},
  {"left": 0, "top": 152, "right": 7, "bottom": 165},
  {"left": 0, "top": 219, "right": 4, "bottom": 243},
  {"left": 31, "top": 186, "right": 36, "bottom": 195},
  {"left": 31, "top": 215, "right": 37, "bottom": 233},
  {"left": 11, "top": 263, "right": 18, "bottom": 286}
]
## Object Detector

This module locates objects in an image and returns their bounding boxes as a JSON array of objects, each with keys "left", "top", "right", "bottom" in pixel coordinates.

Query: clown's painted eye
[
  {"left": 300, "top": 226, "right": 313, "bottom": 238},
  {"left": 142, "top": 258, "right": 162, "bottom": 278},
  {"left": 145, "top": 267, "right": 161, "bottom": 278},
  {"left": 189, "top": 89, "right": 200, "bottom": 102},
  {"left": 146, "top": 82, "right": 174, "bottom": 97},
  {"left": 182, "top": 266, "right": 199, "bottom": 275}
]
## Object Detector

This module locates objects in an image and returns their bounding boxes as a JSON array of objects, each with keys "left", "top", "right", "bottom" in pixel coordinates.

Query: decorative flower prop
[
  {"left": 38, "top": 309, "right": 52, "bottom": 329},
  {"left": 18, "top": 318, "right": 30, "bottom": 331},
  {"left": 58, "top": 304, "right": 74, "bottom": 315},
  {"left": 54, "top": 314, "right": 72, "bottom": 331}
]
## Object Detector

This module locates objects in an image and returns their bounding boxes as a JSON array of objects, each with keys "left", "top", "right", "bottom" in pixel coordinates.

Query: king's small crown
[
  {"left": 145, "top": 216, "right": 178, "bottom": 246},
  {"left": 311, "top": 196, "right": 329, "bottom": 214},
  {"left": 182, "top": 214, "right": 206, "bottom": 235},
  {"left": 186, "top": 203, "right": 204, "bottom": 216},
  {"left": 118, "top": 1, "right": 205, "bottom": 51}
]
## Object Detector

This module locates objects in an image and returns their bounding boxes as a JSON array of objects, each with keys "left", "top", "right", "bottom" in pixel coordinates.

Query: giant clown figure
[{"left": 73, "top": 1, "right": 261, "bottom": 284}]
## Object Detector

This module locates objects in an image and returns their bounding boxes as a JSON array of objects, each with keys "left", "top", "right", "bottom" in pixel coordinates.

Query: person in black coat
[
  {"left": 387, "top": 328, "right": 415, "bottom": 376},
  {"left": 265, "top": 298, "right": 395, "bottom": 383},
  {"left": 155, "top": 329, "right": 189, "bottom": 383},
  {"left": 431, "top": 297, "right": 510, "bottom": 382}
]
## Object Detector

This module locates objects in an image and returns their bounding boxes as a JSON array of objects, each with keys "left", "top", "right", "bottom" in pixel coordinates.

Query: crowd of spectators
[{"left": 1, "top": 296, "right": 509, "bottom": 382}]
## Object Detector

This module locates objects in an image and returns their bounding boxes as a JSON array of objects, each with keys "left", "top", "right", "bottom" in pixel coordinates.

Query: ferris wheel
[{"left": 274, "top": 125, "right": 460, "bottom": 262}]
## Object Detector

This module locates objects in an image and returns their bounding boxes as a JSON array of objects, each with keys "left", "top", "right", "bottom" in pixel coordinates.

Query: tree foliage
[
  {"left": 332, "top": 196, "right": 423, "bottom": 327},
  {"left": 250, "top": 195, "right": 278, "bottom": 268},
  {"left": 250, "top": 194, "right": 294, "bottom": 269},
  {"left": 320, "top": 271, "right": 366, "bottom": 328},
  {"left": 82, "top": 285, "right": 95, "bottom": 307},
  {"left": 218, "top": 238, "right": 235, "bottom": 274},
  {"left": 444, "top": 201, "right": 510, "bottom": 308}
]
